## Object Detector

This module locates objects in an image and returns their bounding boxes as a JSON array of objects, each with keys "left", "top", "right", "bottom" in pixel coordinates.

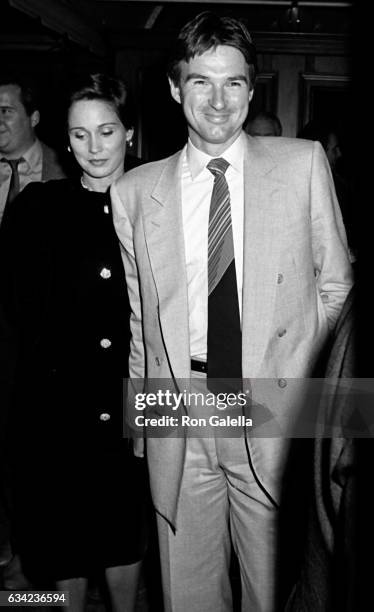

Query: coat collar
[
  {"left": 143, "top": 151, "right": 191, "bottom": 382},
  {"left": 150, "top": 150, "right": 182, "bottom": 208}
]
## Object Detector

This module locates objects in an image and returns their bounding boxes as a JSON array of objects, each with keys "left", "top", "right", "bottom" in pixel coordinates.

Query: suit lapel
[
  {"left": 143, "top": 152, "right": 191, "bottom": 381},
  {"left": 242, "top": 136, "right": 286, "bottom": 377}
]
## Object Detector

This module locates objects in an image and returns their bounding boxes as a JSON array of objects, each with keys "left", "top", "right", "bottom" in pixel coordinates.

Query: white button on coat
[
  {"left": 100, "top": 338, "right": 112, "bottom": 349},
  {"left": 100, "top": 267, "right": 111, "bottom": 279},
  {"left": 99, "top": 413, "right": 111, "bottom": 421}
]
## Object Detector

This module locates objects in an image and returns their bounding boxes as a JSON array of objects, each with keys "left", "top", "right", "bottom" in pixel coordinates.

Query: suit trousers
[{"left": 156, "top": 373, "right": 278, "bottom": 612}]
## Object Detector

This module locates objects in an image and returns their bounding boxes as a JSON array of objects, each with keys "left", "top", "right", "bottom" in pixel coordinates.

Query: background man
[
  {"left": 0, "top": 75, "right": 65, "bottom": 226},
  {"left": 298, "top": 118, "right": 356, "bottom": 260},
  {"left": 112, "top": 12, "right": 352, "bottom": 611},
  {"left": 246, "top": 110, "right": 282, "bottom": 136}
]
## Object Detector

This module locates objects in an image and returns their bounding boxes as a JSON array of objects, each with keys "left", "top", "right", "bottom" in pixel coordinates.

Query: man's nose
[{"left": 209, "top": 85, "right": 225, "bottom": 110}]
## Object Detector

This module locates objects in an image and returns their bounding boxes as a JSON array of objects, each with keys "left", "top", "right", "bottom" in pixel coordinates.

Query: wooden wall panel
[
  {"left": 115, "top": 37, "right": 351, "bottom": 157},
  {"left": 272, "top": 54, "right": 306, "bottom": 137}
]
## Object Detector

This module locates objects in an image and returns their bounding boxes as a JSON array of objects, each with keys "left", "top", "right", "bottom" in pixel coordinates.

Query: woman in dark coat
[{"left": 0, "top": 74, "right": 148, "bottom": 611}]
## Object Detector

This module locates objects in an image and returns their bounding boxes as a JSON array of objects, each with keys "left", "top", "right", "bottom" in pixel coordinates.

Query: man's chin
[
  {"left": 205, "top": 128, "right": 241, "bottom": 148},
  {"left": 0, "top": 139, "right": 11, "bottom": 151},
  {"left": 206, "top": 127, "right": 231, "bottom": 141},
  {"left": 190, "top": 126, "right": 240, "bottom": 153}
]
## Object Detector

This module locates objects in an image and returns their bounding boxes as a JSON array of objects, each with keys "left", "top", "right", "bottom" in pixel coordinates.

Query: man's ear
[
  {"left": 30, "top": 110, "right": 40, "bottom": 129},
  {"left": 248, "top": 88, "right": 254, "bottom": 103},
  {"left": 169, "top": 78, "right": 181, "bottom": 104}
]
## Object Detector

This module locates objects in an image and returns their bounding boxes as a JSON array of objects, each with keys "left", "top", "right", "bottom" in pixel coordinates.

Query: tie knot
[
  {"left": 207, "top": 158, "right": 229, "bottom": 177},
  {"left": 1, "top": 157, "right": 23, "bottom": 171}
]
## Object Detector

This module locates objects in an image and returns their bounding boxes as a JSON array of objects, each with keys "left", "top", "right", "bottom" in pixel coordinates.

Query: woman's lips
[{"left": 89, "top": 159, "right": 108, "bottom": 166}]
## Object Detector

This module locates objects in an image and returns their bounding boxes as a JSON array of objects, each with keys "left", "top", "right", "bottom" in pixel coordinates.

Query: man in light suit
[{"left": 111, "top": 12, "right": 353, "bottom": 611}]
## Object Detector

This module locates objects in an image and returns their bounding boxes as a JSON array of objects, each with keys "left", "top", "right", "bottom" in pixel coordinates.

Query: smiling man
[
  {"left": 169, "top": 44, "right": 253, "bottom": 152},
  {"left": 0, "top": 76, "right": 65, "bottom": 226},
  {"left": 111, "top": 12, "right": 353, "bottom": 611}
]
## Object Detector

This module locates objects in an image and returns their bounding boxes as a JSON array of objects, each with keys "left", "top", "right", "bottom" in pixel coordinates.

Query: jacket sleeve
[
  {"left": 310, "top": 141, "right": 353, "bottom": 329},
  {"left": 110, "top": 180, "right": 145, "bottom": 380}
]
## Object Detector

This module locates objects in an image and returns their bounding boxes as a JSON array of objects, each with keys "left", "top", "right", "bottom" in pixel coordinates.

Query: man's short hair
[
  {"left": 247, "top": 111, "right": 282, "bottom": 137},
  {"left": 167, "top": 11, "right": 257, "bottom": 88},
  {"left": 0, "top": 74, "right": 39, "bottom": 116}
]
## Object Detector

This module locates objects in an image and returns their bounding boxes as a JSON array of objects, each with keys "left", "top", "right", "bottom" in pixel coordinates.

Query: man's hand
[{"left": 133, "top": 437, "right": 144, "bottom": 458}]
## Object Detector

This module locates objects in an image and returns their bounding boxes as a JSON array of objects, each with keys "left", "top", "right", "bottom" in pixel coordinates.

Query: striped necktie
[{"left": 207, "top": 158, "right": 242, "bottom": 393}]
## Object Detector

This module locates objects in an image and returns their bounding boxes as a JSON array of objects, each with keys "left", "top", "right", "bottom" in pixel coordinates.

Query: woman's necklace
[{"left": 80, "top": 176, "right": 93, "bottom": 191}]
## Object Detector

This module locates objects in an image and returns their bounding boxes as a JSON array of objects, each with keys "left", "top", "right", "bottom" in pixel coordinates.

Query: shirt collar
[{"left": 186, "top": 131, "right": 246, "bottom": 180}]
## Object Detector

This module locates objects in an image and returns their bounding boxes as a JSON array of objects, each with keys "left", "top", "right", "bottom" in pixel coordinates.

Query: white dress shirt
[
  {"left": 181, "top": 131, "right": 245, "bottom": 361},
  {"left": 0, "top": 139, "right": 43, "bottom": 224}
]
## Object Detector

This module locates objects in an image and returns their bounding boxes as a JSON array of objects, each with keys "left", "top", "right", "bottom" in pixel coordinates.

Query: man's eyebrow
[
  {"left": 184, "top": 73, "right": 249, "bottom": 84},
  {"left": 228, "top": 75, "right": 249, "bottom": 84},
  {"left": 184, "top": 73, "right": 207, "bottom": 83}
]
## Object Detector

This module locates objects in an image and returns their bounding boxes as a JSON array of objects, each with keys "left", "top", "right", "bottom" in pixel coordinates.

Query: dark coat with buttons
[
  {"left": 0, "top": 172, "right": 150, "bottom": 581},
  {"left": 0, "top": 178, "right": 131, "bottom": 452}
]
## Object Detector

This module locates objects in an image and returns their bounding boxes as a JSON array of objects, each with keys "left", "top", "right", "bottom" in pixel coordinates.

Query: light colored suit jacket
[{"left": 111, "top": 134, "right": 353, "bottom": 527}]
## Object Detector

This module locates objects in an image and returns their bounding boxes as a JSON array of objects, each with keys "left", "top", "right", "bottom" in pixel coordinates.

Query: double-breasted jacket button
[
  {"left": 278, "top": 378, "right": 287, "bottom": 388},
  {"left": 103, "top": 205, "right": 110, "bottom": 214},
  {"left": 100, "top": 267, "right": 112, "bottom": 279},
  {"left": 321, "top": 293, "right": 329, "bottom": 303},
  {"left": 99, "top": 412, "right": 111, "bottom": 421},
  {"left": 100, "top": 338, "right": 112, "bottom": 349},
  {"left": 278, "top": 328, "right": 287, "bottom": 338},
  {"left": 277, "top": 273, "right": 284, "bottom": 284}
]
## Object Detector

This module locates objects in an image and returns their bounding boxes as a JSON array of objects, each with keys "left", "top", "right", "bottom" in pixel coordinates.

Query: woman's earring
[
  {"left": 67, "top": 146, "right": 71, "bottom": 153},
  {"left": 127, "top": 129, "right": 134, "bottom": 149}
]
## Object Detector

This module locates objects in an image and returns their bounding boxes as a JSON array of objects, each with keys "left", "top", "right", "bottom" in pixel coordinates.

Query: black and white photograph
[{"left": 1, "top": 1, "right": 368, "bottom": 611}]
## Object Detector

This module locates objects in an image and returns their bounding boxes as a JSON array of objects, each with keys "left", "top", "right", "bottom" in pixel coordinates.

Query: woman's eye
[
  {"left": 73, "top": 132, "right": 86, "bottom": 140},
  {"left": 102, "top": 130, "right": 114, "bottom": 137}
]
